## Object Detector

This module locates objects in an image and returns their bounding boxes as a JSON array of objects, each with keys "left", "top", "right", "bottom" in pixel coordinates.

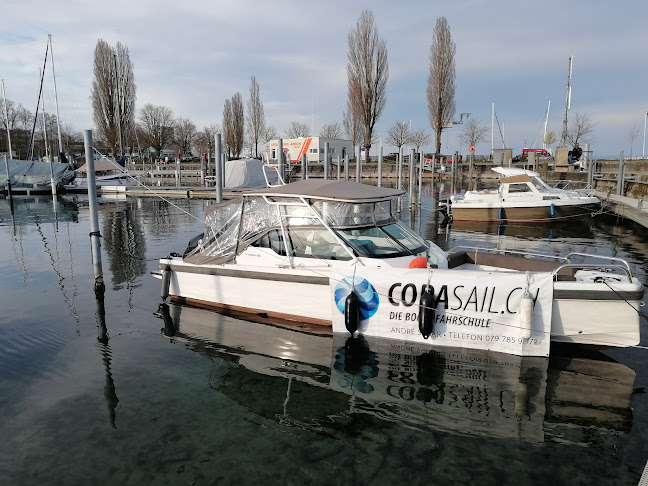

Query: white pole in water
[
  {"left": 324, "top": 142, "right": 330, "bottom": 180},
  {"left": 355, "top": 146, "right": 362, "bottom": 182},
  {"left": 215, "top": 133, "right": 223, "bottom": 203},
  {"left": 377, "top": 146, "right": 383, "bottom": 187},
  {"left": 643, "top": 111, "right": 647, "bottom": 159},
  {"left": 417, "top": 149, "right": 423, "bottom": 206},
  {"left": 83, "top": 130, "right": 104, "bottom": 292},
  {"left": 277, "top": 138, "right": 284, "bottom": 183},
  {"left": 408, "top": 148, "right": 416, "bottom": 208}
]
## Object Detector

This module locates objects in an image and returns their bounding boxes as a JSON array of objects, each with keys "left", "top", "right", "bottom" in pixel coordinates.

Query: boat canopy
[
  {"left": 193, "top": 181, "right": 403, "bottom": 259},
  {"left": 245, "top": 179, "right": 404, "bottom": 202}
]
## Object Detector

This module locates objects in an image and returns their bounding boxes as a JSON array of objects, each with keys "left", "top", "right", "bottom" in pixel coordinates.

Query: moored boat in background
[{"left": 447, "top": 166, "right": 601, "bottom": 223}]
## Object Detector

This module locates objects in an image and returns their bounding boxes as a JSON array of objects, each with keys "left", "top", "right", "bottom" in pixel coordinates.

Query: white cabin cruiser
[
  {"left": 447, "top": 167, "right": 601, "bottom": 223},
  {"left": 153, "top": 179, "right": 642, "bottom": 357}
]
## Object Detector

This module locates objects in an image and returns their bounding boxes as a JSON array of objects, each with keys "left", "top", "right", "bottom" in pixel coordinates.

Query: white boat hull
[{"left": 157, "top": 256, "right": 642, "bottom": 350}]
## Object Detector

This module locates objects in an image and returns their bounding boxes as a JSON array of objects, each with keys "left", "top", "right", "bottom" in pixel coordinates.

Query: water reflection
[
  {"left": 156, "top": 303, "right": 635, "bottom": 446},
  {"left": 0, "top": 195, "right": 79, "bottom": 227}
]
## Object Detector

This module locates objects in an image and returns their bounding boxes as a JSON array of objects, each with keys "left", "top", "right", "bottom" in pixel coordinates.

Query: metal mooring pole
[{"left": 83, "top": 130, "right": 104, "bottom": 293}]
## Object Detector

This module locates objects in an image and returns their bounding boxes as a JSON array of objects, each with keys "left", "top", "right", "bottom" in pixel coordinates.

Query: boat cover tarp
[
  {"left": 0, "top": 158, "right": 75, "bottom": 188},
  {"left": 76, "top": 158, "right": 125, "bottom": 173},
  {"left": 225, "top": 159, "right": 276, "bottom": 189}
]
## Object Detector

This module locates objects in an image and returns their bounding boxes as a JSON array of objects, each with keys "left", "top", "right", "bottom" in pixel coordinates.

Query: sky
[{"left": 1, "top": 0, "right": 647, "bottom": 158}]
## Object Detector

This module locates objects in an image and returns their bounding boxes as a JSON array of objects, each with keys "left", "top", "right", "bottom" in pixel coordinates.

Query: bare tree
[
  {"left": 246, "top": 75, "right": 265, "bottom": 158},
  {"left": 343, "top": 102, "right": 363, "bottom": 147},
  {"left": 223, "top": 93, "right": 245, "bottom": 159},
  {"left": 346, "top": 9, "right": 388, "bottom": 158},
  {"left": 91, "top": 39, "right": 136, "bottom": 156},
  {"left": 285, "top": 121, "right": 310, "bottom": 138},
  {"left": 427, "top": 17, "right": 456, "bottom": 154},
  {"left": 137, "top": 104, "right": 174, "bottom": 157},
  {"left": 195, "top": 123, "right": 221, "bottom": 160},
  {"left": 410, "top": 129, "right": 431, "bottom": 152},
  {"left": 262, "top": 125, "right": 278, "bottom": 143},
  {"left": 60, "top": 122, "right": 82, "bottom": 157},
  {"left": 385, "top": 121, "right": 413, "bottom": 153},
  {"left": 458, "top": 118, "right": 489, "bottom": 150},
  {"left": 566, "top": 112, "right": 596, "bottom": 147},
  {"left": 174, "top": 117, "right": 197, "bottom": 156},
  {"left": 627, "top": 125, "right": 640, "bottom": 158},
  {"left": 0, "top": 99, "right": 33, "bottom": 158},
  {"left": 222, "top": 98, "right": 233, "bottom": 158},
  {"left": 320, "top": 121, "right": 344, "bottom": 139}
]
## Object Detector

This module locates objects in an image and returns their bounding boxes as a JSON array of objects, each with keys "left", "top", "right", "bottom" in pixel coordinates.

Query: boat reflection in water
[
  {"left": 156, "top": 303, "right": 635, "bottom": 446},
  {"left": 445, "top": 218, "right": 595, "bottom": 238}
]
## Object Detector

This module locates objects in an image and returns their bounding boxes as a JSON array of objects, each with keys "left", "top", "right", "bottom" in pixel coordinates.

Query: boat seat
[{"left": 447, "top": 250, "right": 575, "bottom": 276}]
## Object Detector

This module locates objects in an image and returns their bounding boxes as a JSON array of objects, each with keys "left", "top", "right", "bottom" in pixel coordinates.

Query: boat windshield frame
[{"left": 334, "top": 222, "right": 429, "bottom": 258}]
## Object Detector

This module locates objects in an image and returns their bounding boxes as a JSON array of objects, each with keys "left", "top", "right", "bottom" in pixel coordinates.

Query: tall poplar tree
[
  {"left": 91, "top": 39, "right": 136, "bottom": 156},
  {"left": 426, "top": 17, "right": 456, "bottom": 154}
]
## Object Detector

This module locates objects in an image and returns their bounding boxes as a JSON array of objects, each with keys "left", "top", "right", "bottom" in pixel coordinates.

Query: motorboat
[
  {"left": 446, "top": 167, "right": 601, "bottom": 223},
  {"left": 65, "top": 157, "right": 145, "bottom": 192},
  {"left": 152, "top": 179, "right": 643, "bottom": 357}
]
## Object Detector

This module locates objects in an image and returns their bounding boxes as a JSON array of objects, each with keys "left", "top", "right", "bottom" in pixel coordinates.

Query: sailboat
[{"left": 1, "top": 35, "right": 75, "bottom": 195}]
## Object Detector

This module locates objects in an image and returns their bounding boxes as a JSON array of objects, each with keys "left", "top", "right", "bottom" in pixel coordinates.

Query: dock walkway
[{"left": 595, "top": 191, "right": 648, "bottom": 228}]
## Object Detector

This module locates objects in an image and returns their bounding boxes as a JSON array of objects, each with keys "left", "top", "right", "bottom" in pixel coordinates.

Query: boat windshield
[
  {"left": 336, "top": 223, "right": 428, "bottom": 257},
  {"left": 531, "top": 176, "right": 559, "bottom": 193}
]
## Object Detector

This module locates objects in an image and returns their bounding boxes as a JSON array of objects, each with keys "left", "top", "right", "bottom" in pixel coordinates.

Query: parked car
[{"left": 181, "top": 154, "right": 194, "bottom": 162}]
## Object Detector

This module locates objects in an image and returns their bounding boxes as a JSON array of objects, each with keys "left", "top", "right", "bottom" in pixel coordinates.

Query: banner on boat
[{"left": 329, "top": 264, "right": 554, "bottom": 357}]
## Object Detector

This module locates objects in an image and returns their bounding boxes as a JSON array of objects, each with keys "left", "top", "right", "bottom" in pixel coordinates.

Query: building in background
[{"left": 263, "top": 137, "right": 353, "bottom": 164}]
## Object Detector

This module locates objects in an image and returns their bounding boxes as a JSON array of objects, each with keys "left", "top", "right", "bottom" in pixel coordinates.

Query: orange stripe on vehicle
[{"left": 294, "top": 138, "right": 312, "bottom": 163}]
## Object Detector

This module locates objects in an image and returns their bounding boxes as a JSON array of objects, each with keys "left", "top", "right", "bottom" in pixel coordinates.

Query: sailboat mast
[
  {"left": 543, "top": 100, "right": 550, "bottom": 151},
  {"left": 2, "top": 79, "right": 13, "bottom": 159},
  {"left": 39, "top": 69, "right": 50, "bottom": 162},
  {"left": 560, "top": 56, "right": 572, "bottom": 147},
  {"left": 29, "top": 40, "right": 50, "bottom": 160},
  {"left": 49, "top": 34, "right": 64, "bottom": 158},
  {"left": 491, "top": 102, "right": 494, "bottom": 154}
]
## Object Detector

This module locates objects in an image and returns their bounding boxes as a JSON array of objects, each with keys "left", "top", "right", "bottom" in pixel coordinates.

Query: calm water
[{"left": 1, "top": 187, "right": 647, "bottom": 486}]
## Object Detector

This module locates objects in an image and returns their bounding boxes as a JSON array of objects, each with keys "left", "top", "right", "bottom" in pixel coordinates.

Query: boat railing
[
  {"left": 446, "top": 247, "right": 634, "bottom": 280},
  {"left": 551, "top": 263, "right": 633, "bottom": 282},
  {"left": 262, "top": 164, "right": 286, "bottom": 187},
  {"left": 449, "top": 246, "right": 569, "bottom": 263},
  {"left": 545, "top": 179, "right": 596, "bottom": 196},
  {"left": 561, "top": 252, "right": 634, "bottom": 279}
]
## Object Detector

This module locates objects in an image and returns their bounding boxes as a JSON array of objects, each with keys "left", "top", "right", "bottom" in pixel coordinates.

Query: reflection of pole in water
[{"left": 95, "top": 288, "right": 119, "bottom": 428}]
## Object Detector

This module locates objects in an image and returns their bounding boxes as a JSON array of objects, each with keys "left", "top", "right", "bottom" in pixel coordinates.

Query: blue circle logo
[{"left": 334, "top": 276, "right": 379, "bottom": 319}]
